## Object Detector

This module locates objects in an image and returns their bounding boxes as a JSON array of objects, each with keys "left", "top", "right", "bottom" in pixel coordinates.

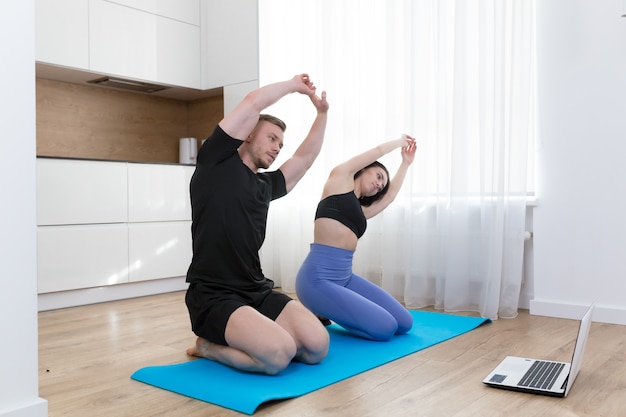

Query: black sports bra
[{"left": 314, "top": 191, "right": 367, "bottom": 238}]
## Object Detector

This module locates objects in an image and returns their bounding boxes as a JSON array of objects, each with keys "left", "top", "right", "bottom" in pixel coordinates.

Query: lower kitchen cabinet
[
  {"left": 128, "top": 162, "right": 193, "bottom": 222},
  {"left": 128, "top": 221, "right": 192, "bottom": 282},
  {"left": 37, "top": 158, "right": 127, "bottom": 226},
  {"left": 37, "top": 158, "right": 195, "bottom": 294},
  {"left": 37, "top": 224, "right": 129, "bottom": 293}
]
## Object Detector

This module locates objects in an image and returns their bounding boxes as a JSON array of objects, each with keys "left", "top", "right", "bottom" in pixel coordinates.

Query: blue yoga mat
[{"left": 131, "top": 310, "right": 489, "bottom": 414}]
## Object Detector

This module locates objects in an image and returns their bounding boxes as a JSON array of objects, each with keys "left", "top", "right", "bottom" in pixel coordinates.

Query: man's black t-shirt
[{"left": 185, "top": 124, "right": 287, "bottom": 290}]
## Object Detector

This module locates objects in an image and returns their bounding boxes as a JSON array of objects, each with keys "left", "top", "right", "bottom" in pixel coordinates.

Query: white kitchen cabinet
[
  {"left": 223, "top": 80, "right": 259, "bottom": 115},
  {"left": 35, "top": 0, "right": 89, "bottom": 70},
  {"left": 37, "top": 224, "right": 129, "bottom": 293},
  {"left": 128, "top": 163, "right": 193, "bottom": 222},
  {"left": 37, "top": 158, "right": 127, "bottom": 226},
  {"left": 128, "top": 221, "right": 192, "bottom": 282},
  {"left": 37, "top": 158, "right": 194, "bottom": 294},
  {"left": 201, "top": 0, "right": 258, "bottom": 89},
  {"left": 106, "top": 0, "right": 200, "bottom": 26},
  {"left": 89, "top": 0, "right": 201, "bottom": 89},
  {"left": 35, "top": 0, "right": 258, "bottom": 93}
]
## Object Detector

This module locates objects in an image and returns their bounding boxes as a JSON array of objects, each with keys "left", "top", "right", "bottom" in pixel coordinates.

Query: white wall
[
  {"left": 533, "top": 0, "right": 626, "bottom": 324},
  {"left": 0, "top": 2, "right": 48, "bottom": 417}
]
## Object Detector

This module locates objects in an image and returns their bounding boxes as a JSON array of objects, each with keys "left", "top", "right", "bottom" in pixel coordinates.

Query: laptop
[{"left": 482, "top": 302, "right": 595, "bottom": 397}]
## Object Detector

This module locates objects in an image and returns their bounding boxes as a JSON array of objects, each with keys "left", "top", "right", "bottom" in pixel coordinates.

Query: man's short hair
[{"left": 259, "top": 114, "right": 287, "bottom": 132}]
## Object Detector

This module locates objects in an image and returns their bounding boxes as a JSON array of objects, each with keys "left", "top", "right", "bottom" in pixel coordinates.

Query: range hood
[
  {"left": 36, "top": 62, "right": 222, "bottom": 101},
  {"left": 87, "top": 76, "right": 169, "bottom": 93}
]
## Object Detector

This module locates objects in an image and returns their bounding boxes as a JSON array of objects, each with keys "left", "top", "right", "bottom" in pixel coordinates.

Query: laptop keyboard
[{"left": 518, "top": 360, "right": 565, "bottom": 390}]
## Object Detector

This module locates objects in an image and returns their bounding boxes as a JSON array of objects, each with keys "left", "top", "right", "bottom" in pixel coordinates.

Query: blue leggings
[{"left": 296, "top": 243, "right": 413, "bottom": 341}]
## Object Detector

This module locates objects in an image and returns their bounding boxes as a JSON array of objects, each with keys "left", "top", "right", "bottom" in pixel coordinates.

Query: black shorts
[{"left": 185, "top": 282, "right": 293, "bottom": 346}]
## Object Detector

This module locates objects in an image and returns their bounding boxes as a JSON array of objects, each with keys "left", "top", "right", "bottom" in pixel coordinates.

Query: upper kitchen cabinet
[
  {"left": 35, "top": 0, "right": 89, "bottom": 70},
  {"left": 201, "top": 0, "right": 258, "bottom": 90},
  {"left": 35, "top": 0, "right": 202, "bottom": 90},
  {"left": 35, "top": 0, "right": 258, "bottom": 97},
  {"left": 89, "top": 0, "right": 201, "bottom": 89},
  {"left": 104, "top": 0, "right": 200, "bottom": 26}
]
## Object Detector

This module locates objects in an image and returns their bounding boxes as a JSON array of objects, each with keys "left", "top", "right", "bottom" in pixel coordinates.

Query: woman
[{"left": 296, "top": 134, "right": 417, "bottom": 341}]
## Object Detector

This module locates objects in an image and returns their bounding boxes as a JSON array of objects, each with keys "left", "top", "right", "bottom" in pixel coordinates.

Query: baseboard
[
  {"left": 530, "top": 299, "right": 626, "bottom": 325},
  {"left": 38, "top": 277, "right": 189, "bottom": 311},
  {"left": 0, "top": 398, "right": 47, "bottom": 417}
]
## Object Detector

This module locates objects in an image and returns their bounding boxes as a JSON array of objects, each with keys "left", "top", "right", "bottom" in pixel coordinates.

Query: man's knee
[
  {"left": 262, "top": 339, "right": 298, "bottom": 375},
  {"left": 304, "top": 331, "right": 330, "bottom": 364},
  {"left": 297, "top": 321, "right": 330, "bottom": 364}
]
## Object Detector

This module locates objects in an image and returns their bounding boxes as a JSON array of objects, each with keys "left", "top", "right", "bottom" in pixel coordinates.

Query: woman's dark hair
[{"left": 354, "top": 161, "right": 390, "bottom": 206}]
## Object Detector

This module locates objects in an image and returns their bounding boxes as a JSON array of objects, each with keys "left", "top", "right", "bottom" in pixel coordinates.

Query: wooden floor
[{"left": 39, "top": 291, "right": 626, "bottom": 417}]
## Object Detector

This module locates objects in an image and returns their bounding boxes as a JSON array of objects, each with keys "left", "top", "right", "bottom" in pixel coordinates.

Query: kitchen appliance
[{"left": 179, "top": 137, "right": 198, "bottom": 164}]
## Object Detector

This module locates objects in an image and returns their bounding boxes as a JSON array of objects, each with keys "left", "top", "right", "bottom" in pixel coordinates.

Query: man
[{"left": 185, "top": 74, "right": 330, "bottom": 375}]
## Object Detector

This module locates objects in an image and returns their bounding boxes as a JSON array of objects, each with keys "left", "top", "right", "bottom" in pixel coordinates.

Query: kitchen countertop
[{"left": 37, "top": 155, "right": 196, "bottom": 167}]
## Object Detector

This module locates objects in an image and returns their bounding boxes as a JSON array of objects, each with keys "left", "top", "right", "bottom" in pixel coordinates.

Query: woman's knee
[
  {"left": 370, "top": 319, "right": 398, "bottom": 341},
  {"left": 395, "top": 310, "right": 414, "bottom": 335}
]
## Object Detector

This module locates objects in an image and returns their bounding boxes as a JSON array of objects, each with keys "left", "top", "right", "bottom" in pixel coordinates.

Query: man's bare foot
[{"left": 186, "top": 337, "right": 216, "bottom": 360}]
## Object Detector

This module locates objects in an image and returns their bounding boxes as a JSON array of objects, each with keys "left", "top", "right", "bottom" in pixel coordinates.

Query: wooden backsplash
[{"left": 36, "top": 78, "right": 224, "bottom": 163}]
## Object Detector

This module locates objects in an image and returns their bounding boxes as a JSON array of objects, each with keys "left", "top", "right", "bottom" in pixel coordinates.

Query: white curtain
[{"left": 258, "top": 0, "right": 535, "bottom": 319}]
